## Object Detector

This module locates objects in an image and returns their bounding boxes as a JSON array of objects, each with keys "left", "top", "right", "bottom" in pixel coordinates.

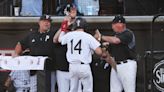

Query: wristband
[{"left": 61, "top": 20, "right": 68, "bottom": 32}]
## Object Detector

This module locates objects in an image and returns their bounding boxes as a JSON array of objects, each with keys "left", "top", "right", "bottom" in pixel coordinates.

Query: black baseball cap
[
  {"left": 40, "top": 14, "right": 52, "bottom": 22},
  {"left": 112, "top": 15, "right": 126, "bottom": 24}
]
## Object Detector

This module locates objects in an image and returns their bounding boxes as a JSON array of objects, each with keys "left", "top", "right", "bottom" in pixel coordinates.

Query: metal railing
[{"left": 0, "top": 16, "right": 163, "bottom": 23}]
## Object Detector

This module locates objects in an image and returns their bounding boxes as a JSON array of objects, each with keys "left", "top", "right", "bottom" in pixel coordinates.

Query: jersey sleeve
[
  {"left": 89, "top": 35, "right": 101, "bottom": 50},
  {"left": 60, "top": 32, "right": 68, "bottom": 45},
  {"left": 116, "top": 30, "right": 133, "bottom": 45},
  {"left": 19, "top": 34, "right": 30, "bottom": 50}
]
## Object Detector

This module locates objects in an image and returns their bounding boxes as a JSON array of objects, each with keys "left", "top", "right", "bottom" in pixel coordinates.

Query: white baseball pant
[
  {"left": 69, "top": 64, "right": 93, "bottom": 92},
  {"left": 30, "top": 75, "right": 37, "bottom": 92},
  {"left": 110, "top": 59, "right": 137, "bottom": 92},
  {"left": 56, "top": 70, "right": 70, "bottom": 92},
  {"left": 51, "top": 71, "right": 56, "bottom": 92},
  {"left": 16, "top": 88, "right": 30, "bottom": 92},
  {"left": 56, "top": 70, "right": 82, "bottom": 92}
]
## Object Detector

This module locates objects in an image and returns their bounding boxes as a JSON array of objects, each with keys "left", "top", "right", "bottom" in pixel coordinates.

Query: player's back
[{"left": 63, "top": 31, "right": 100, "bottom": 64}]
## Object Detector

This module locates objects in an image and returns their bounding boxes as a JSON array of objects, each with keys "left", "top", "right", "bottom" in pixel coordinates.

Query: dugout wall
[{"left": 0, "top": 16, "right": 163, "bottom": 92}]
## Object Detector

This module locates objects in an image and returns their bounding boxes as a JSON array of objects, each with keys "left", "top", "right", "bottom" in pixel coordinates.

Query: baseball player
[
  {"left": 95, "top": 15, "right": 137, "bottom": 92},
  {"left": 54, "top": 4, "right": 83, "bottom": 92},
  {"left": 58, "top": 17, "right": 103, "bottom": 92},
  {"left": 30, "top": 74, "right": 37, "bottom": 92},
  {"left": 5, "top": 70, "right": 30, "bottom": 92}
]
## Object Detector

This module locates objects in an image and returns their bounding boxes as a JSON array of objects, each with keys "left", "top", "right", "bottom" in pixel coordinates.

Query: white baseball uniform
[
  {"left": 10, "top": 70, "right": 30, "bottom": 92},
  {"left": 30, "top": 75, "right": 37, "bottom": 92},
  {"left": 109, "top": 29, "right": 137, "bottom": 92},
  {"left": 59, "top": 31, "right": 100, "bottom": 92}
]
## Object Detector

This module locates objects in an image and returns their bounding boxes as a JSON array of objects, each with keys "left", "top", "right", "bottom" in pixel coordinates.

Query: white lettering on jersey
[{"left": 77, "top": 20, "right": 80, "bottom": 27}]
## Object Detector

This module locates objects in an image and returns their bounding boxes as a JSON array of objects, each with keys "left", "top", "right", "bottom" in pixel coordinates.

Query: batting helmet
[{"left": 72, "top": 17, "right": 87, "bottom": 30}]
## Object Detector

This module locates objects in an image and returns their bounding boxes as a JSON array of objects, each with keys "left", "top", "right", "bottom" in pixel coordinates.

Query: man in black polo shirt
[
  {"left": 95, "top": 15, "right": 137, "bottom": 92},
  {"left": 14, "top": 14, "right": 56, "bottom": 92}
]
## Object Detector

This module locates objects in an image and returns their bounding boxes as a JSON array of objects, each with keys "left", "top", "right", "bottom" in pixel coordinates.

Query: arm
[
  {"left": 58, "top": 31, "right": 66, "bottom": 43},
  {"left": 4, "top": 76, "right": 12, "bottom": 89},
  {"left": 101, "top": 47, "right": 117, "bottom": 71},
  {"left": 101, "top": 35, "right": 121, "bottom": 44},
  {"left": 103, "top": 50, "right": 117, "bottom": 71},
  {"left": 101, "top": 30, "right": 133, "bottom": 45},
  {"left": 54, "top": 16, "right": 71, "bottom": 43},
  {"left": 95, "top": 46, "right": 117, "bottom": 71},
  {"left": 94, "top": 47, "right": 103, "bottom": 56},
  {"left": 53, "top": 29, "right": 61, "bottom": 43},
  {"left": 14, "top": 42, "right": 23, "bottom": 56},
  {"left": 94, "top": 29, "right": 121, "bottom": 44}
]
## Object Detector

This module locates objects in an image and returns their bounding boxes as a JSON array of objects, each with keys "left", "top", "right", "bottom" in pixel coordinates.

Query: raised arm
[
  {"left": 53, "top": 29, "right": 62, "bottom": 43},
  {"left": 94, "top": 29, "right": 121, "bottom": 44},
  {"left": 101, "top": 35, "right": 121, "bottom": 44}
]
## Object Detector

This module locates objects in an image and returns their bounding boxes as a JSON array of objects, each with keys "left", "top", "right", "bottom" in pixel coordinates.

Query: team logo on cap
[
  {"left": 153, "top": 60, "right": 164, "bottom": 91},
  {"left": 46, "top": 15, "right": 49, "bottom": 19}
]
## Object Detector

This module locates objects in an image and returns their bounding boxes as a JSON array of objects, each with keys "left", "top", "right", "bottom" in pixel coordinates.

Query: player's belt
[
  {"left": 23, "top": 87, "right": 30, "bottom": 92},
  {"left": 69, "top": 62, "right": 86, "bottom": 64},
  {"left": 81, "top": 62, "right": 85, "bottom": 64},
  {"left": 23, "top": 89, "right": 30, "bottom": 92},
  {"left": 117, "top": 60, "right": 128, "bottom": 64}
]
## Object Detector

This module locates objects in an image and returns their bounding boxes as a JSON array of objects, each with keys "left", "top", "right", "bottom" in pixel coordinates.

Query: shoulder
[
  {"left": 27, "top": 30, "right": 38, "bottom": 36},
  {"left": 21, "top": 31, "right": 37, "bottom": 40},
  {"left": 48, "top": 30, "right": 56, "bottom": 36},
  {"left": 80, "top": 32, "right": 93, "bottom": 37},
  {"left": 120, "top": 29, "right": 133, "bottom": 37},
  {"left": 125, "top": 29, "right": 134, "bottom": 34},
  {"left": 65, "top": 31, "right": 78, "bottom": 37}
]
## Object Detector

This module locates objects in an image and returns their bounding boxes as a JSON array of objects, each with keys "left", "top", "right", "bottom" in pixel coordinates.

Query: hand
[
  {"left": 12, "top": 53, "right": 19, "bottom": 58},
  {"left": 102, "top": 42, "right": 109, "bottom": 48},
  {"left": 101, "top": 48, "right": 117, "bottom": 71},
  {"left": 61, "top": 20, "right": 68, "bottom": 32},
  {"left": 64, "top": 16, "right": 73, "bottom": 26},
  {"left": 94, "top": 29, "right": 101, "bottom": 41},
  {"left": 101, "top": 47, "right": 108, "bottom": 59},
  {"left": 63, "top": 16, "right": 71, "bottom": 21}
]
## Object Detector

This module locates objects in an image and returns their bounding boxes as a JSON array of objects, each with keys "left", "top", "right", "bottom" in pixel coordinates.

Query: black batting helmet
[{"left": 72, "top": 17, "right": 87, "bottom": 30}]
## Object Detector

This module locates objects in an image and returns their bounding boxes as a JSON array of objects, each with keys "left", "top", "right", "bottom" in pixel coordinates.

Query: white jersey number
[{"left": 70, "top": 39, "right": 82, "bottom": 54}]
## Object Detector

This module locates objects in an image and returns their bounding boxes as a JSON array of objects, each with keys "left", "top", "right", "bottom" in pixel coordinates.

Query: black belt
[
  {"left": 117, "top": 60, "right": 128, "bottom": 64},
  {"left": 23, "top": 89, "right": 30, "bottom": 92},
  {"left": 23, "top": 87, "right": 30, "bottom": 92},
  {"left": 81, "top": 62, "right": 85, "bottom": 64},
  {"left": 70, "top": 62, "right": 87, "bottom": 64}
]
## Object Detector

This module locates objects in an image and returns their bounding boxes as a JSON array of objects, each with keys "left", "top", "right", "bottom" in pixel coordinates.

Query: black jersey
[
  {"left": 19, "top": 30, "right": 56, "bottom": 70},
  {"left": 108, "top": 29, "right": 136, "bottom": 61},
  {"left": 53, "top": 43, "right": 69, "bottom": 71}
]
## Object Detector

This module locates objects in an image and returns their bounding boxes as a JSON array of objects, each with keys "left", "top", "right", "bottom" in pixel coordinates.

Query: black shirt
[
  {"left": 108, "top": 29, "right": 136, "bottom": 61},
  {"left": 20, "top": 30, "right": 56, "bottom": 70},
  {"left": 53, "top": 43, "right": 69, "bottom": 71}
]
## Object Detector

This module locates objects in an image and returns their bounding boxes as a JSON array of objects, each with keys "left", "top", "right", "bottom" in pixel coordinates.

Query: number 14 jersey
[{"left": 60, "top": 31, "right": 100, "bottom": 64}]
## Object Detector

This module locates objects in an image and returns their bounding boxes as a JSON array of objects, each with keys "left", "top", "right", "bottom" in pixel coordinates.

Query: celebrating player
[{"left": 58, "top": 17, "right": 102, "bottom": 92}]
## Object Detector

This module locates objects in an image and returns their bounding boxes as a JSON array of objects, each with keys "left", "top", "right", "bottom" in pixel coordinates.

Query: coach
[
  {"left": 14, "top": 14, "right": 56, "bottom": 92},
  {"left": 95, "top": 15, "right": 137, "bottom": 92}
]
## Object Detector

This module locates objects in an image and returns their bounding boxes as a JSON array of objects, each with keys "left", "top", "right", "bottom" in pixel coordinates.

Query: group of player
[{"left": 3, "top": 3, "right": 137, "bottom": 92}]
